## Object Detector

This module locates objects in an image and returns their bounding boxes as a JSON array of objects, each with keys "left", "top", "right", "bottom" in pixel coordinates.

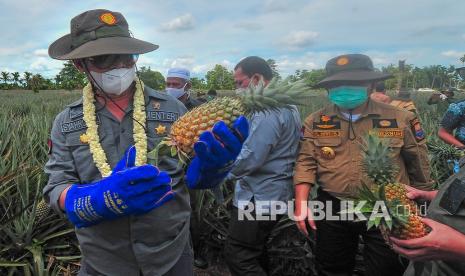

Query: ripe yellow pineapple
[
  {"left": 358, "top": 133, "right": 429, "bottom": 240},
  {"left": 149, "top": 78, "right": 308, "bottom": 163}
]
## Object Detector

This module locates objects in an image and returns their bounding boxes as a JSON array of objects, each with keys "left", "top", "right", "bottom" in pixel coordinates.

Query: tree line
[{"left": 1, "top": 59, "right": 464, "bottom": 92}]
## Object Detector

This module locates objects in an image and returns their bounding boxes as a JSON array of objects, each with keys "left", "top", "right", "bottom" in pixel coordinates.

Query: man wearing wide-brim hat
[
  {"left": 293, "top": 54, "right": 434, "bottom": 275},
  {"left": 44, "top": 9, "right": 201, "bottom": 276}
]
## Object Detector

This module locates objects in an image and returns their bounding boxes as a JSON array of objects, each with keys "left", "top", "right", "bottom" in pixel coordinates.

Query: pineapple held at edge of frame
[
  {"left": 149, "top": 78, "right": 309, "bottom": 163},
  {"left": 356, "top": 133, "right": 429, "bottom": 240}
]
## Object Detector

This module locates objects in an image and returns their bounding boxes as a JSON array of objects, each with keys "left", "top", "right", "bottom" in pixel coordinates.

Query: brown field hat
[
  {"left": 316, "top": 54, "right": 392, "bottom": 88},
  {"left": 49, "top": 9, "right": 158, "bottom": 60}
]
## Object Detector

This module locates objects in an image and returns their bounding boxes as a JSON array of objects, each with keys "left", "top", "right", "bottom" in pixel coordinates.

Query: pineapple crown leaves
[
  {"left": 240, "top": 77, "right": 310, "bottom": 114},
  {"left": 360, "top": 133, "right": 399, "bottom": 185},
  {"left": 354, "top": 184, "right": 410, "bottom": 231}
]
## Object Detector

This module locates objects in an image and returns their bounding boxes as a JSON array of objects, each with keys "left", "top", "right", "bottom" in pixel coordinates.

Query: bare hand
[
  {"left": 294, "top": 201, "right": 317, "bottom": 236},
  {"left": 404, "top": 185, "right": 437, "bottom": 202},
  {"left": 389, "top": 218, "right": 465, "bottom": 262}
]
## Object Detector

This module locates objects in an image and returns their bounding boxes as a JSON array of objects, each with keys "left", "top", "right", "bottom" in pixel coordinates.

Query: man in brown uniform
[
  {"left": 294, "top": 54, "right": 433, "bottom": 276},
  {"left": 390, "top": 88, "right": 417, "bottom": 113}
]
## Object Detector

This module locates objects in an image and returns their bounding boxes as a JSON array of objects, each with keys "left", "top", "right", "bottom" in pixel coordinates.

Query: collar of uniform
[
  {"left": 66, "top": 98, "right": 83, "bottom": 108},
  {"left": 327, "top": 99, "right": 381, "bottom": 121},
  {"left": 143, "top": 85, "right": 170, "bottom": 104}
]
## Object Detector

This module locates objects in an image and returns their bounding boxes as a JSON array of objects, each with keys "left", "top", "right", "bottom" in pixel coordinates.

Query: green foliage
[
  {"left": 205, "top": 64, "right": 235, "bottom": 90},
  {"left": 0, "top": 91, "right": 81, "bottom": 275},
  {"left": 285, "top": 69, "right": 326, "bottom": 87},
  {"left": 266, "top": 59, "right": 281, "bottom": 80},
  {"left": 382, "top": 63, "right": 461, "bottom": 90},
  {"left": 190, "top": 77, "right": 207, "bottom": 90},
  {"left": 54, "top": 61, "right": 87, "bottom": 91},
  {"left": 138, "top": 66, "right": 165, "bottom": 90}
]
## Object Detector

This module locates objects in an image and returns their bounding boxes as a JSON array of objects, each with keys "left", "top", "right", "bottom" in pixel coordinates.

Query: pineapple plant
[
  {"left": 354, "top": 133, "right": 429, "bottom": 240},
  {"left": 149, "top": 78, "right": 309, "bottom": 163},
  {"left": 34, "top": 198, "right": 51, "bottom": 223}
]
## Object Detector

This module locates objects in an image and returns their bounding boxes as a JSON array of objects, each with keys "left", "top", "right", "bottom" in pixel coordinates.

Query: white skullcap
[{"left": 167, "top": 68, "right": 190, "bottom": 80}]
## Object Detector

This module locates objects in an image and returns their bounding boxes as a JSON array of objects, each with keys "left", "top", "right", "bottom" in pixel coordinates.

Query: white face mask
[
  {"left": 90, "top": 66, "right": 136, "bottom": 95},
  {"left": 166, "top": 83, "right": 188, "bottom": 99}
]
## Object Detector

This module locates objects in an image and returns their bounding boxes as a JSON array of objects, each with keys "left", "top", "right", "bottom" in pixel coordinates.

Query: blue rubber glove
[
  {"left": 65, "top": 146, "right": 174, "bottom": 228},
  {"left": 186, "top": 116, "right": 249, "bottom": 189}
]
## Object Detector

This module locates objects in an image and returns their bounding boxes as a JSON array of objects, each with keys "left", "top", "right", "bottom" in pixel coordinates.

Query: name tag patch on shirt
[
  {"left": 61, "top": 116, "right": 100, "bottom": 134},
  {"left": 147, "top": 111, "right": 179, "bottom": 122},
  {"left": 311, "top": 131, "right": 341, "bottom": 138},
  {"left": 370, "top": 129, "right": 404, "bottom": 138}
]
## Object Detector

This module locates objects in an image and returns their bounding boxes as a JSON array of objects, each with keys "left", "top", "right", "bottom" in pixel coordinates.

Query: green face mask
[{"left": 328, "top": 86, "right": 368, "bottom": 110}]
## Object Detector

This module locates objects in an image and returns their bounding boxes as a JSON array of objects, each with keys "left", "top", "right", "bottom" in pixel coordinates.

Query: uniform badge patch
[
  {"left": 155, "top": 124, "right": 167, "bottom": 135},
  {"left": 410, "top": 117, "right": 425, "bottom": 142},
  {"left": 80, "top": 133, "right": 89, "bottom": 144},
  {"left": 313, "top": 115, "right": 341, "bottom": 130},
  {"left": 321, "top": 147, "right": 336, "bottom": 159},
  {"left": 336, "top": 57, "right": 349, "bottom": 66},
  {"left": 100, "top": 13, "right": 117, "bottom": 25},
  {"left": 372, "top": 119, "right": 398, "bottom": 128},
  {"left": 152, "top": 101, "right": 161, "bottom": 110},
  {"left": 47, "top": 139, "right": 52, "bottom": 155}
]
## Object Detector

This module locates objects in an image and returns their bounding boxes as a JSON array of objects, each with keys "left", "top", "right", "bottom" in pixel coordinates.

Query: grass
[{"left": 0, "top": 88, "right": 462, "bottom": 275}]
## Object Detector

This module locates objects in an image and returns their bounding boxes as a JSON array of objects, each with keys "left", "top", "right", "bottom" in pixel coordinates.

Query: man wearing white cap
[{"left": 166, "top": 68, "right": 203, "bottom": 110}]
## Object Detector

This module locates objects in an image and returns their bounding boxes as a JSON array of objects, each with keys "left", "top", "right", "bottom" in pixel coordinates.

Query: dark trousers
[
  {"left": 188, "top": 189, "right": 204, "bottom": 257},
  {"left": 224, "top": 206, "right": 281, "bottom": 276},
  {"left": 315, "top": 190, "right": 407, "bottom": 276}
]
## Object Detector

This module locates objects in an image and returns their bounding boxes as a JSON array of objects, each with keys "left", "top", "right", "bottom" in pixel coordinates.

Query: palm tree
[
  {"left": 460, "top": 55, "right": 465, "bottom": 65},
  {"left": 1, "top": 71, "right": 10, "bottom": 88},
  {"left": 11, "top": 72, "right": 20, "bottom": 88},
  {"left": 23, "top": 72, "right": 32, "bottom": 89}
]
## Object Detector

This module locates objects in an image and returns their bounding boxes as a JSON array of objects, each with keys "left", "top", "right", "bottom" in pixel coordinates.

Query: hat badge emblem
[
  {"left": 100, "top": 13, "right": 117, "bottom": 25},
  {"left": 336, "top": 57, "right": 349, "bottom": 66}
]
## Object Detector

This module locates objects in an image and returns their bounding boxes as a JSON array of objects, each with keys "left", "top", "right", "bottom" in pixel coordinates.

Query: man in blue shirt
[
  {"left": 223, "top": 56, "right": 302, "bottom": 276},
  {"left": 438, "top": 100, "right": 465, "bottom": 148}
]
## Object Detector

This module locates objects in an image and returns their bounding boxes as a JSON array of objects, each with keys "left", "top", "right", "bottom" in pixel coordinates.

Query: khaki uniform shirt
[
  {"left": 404, "top": 169, "right": 465, "bottom": 276},
  {"left": 43, "top": 86, "right": 191, "bottom": 276},
  {"left": 390, "top": 99, "right": 417, "bottom": 114},
  {"left": 294, "top": 100, "right": 433, "bottom": 199}
]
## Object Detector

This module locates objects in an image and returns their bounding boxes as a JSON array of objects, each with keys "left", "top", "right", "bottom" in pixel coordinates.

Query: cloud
[
  {"left": 192, "top": 60, "right": 233, "bottom": 74},
  {"left": 441, "top": 50, "right": 465, "bottom": 58},
  {"left": 29, "top": 57, "right": 63, "bottom": 73},
  {"left": 280, "top": 31, "right": 319, "bottom": 50},
  {"left": 233, "top": 21, "right": 262, "bottom": 31},
  {"left": 264, "top": 0, "right": 290, "bottom": 13},
  {"left": 160, "top": 14, "right": 195, "bottom": 32},
  {"left": 33, "top": 49, "right": 49, "bottom": 57}
]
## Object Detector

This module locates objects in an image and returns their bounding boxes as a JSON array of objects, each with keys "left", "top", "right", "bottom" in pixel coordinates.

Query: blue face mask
[{"left": 328, "top": 86, "right": 368, "bottom": 110}]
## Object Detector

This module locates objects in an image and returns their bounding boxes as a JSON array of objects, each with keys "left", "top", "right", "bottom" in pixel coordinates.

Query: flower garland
[{"left": 82, "top": 78, "right": 147, "bottom": 177}]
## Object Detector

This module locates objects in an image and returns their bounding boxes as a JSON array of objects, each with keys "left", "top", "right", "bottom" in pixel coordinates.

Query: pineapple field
[{"left": 0, "top": 88, "right": 463, "bottom": 275}]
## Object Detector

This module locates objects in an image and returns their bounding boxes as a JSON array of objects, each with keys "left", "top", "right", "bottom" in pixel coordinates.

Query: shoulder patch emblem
[{"left": 410, "top": 117, "right": 425, "bottom": 142}]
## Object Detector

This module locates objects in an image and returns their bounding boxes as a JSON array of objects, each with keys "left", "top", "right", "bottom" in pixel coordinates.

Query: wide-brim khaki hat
[
  {"left": 316, "top": 54, "right": 392, "bottom": 88},
  {"left": 49, "top": 9, "right": 158, "bottom": 60}
]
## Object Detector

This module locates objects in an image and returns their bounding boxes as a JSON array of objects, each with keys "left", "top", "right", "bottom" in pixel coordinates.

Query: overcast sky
[{"left": 1, "top": 0, "right": 464, "bottom": 78}]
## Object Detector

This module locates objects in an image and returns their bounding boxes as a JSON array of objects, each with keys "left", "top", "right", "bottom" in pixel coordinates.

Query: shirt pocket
[
  {"left": 313, "top": 137, "right": 343, "bottom": 169},
  {"left": 65, "top": 131, "right": 107, "bottom": 181}
]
